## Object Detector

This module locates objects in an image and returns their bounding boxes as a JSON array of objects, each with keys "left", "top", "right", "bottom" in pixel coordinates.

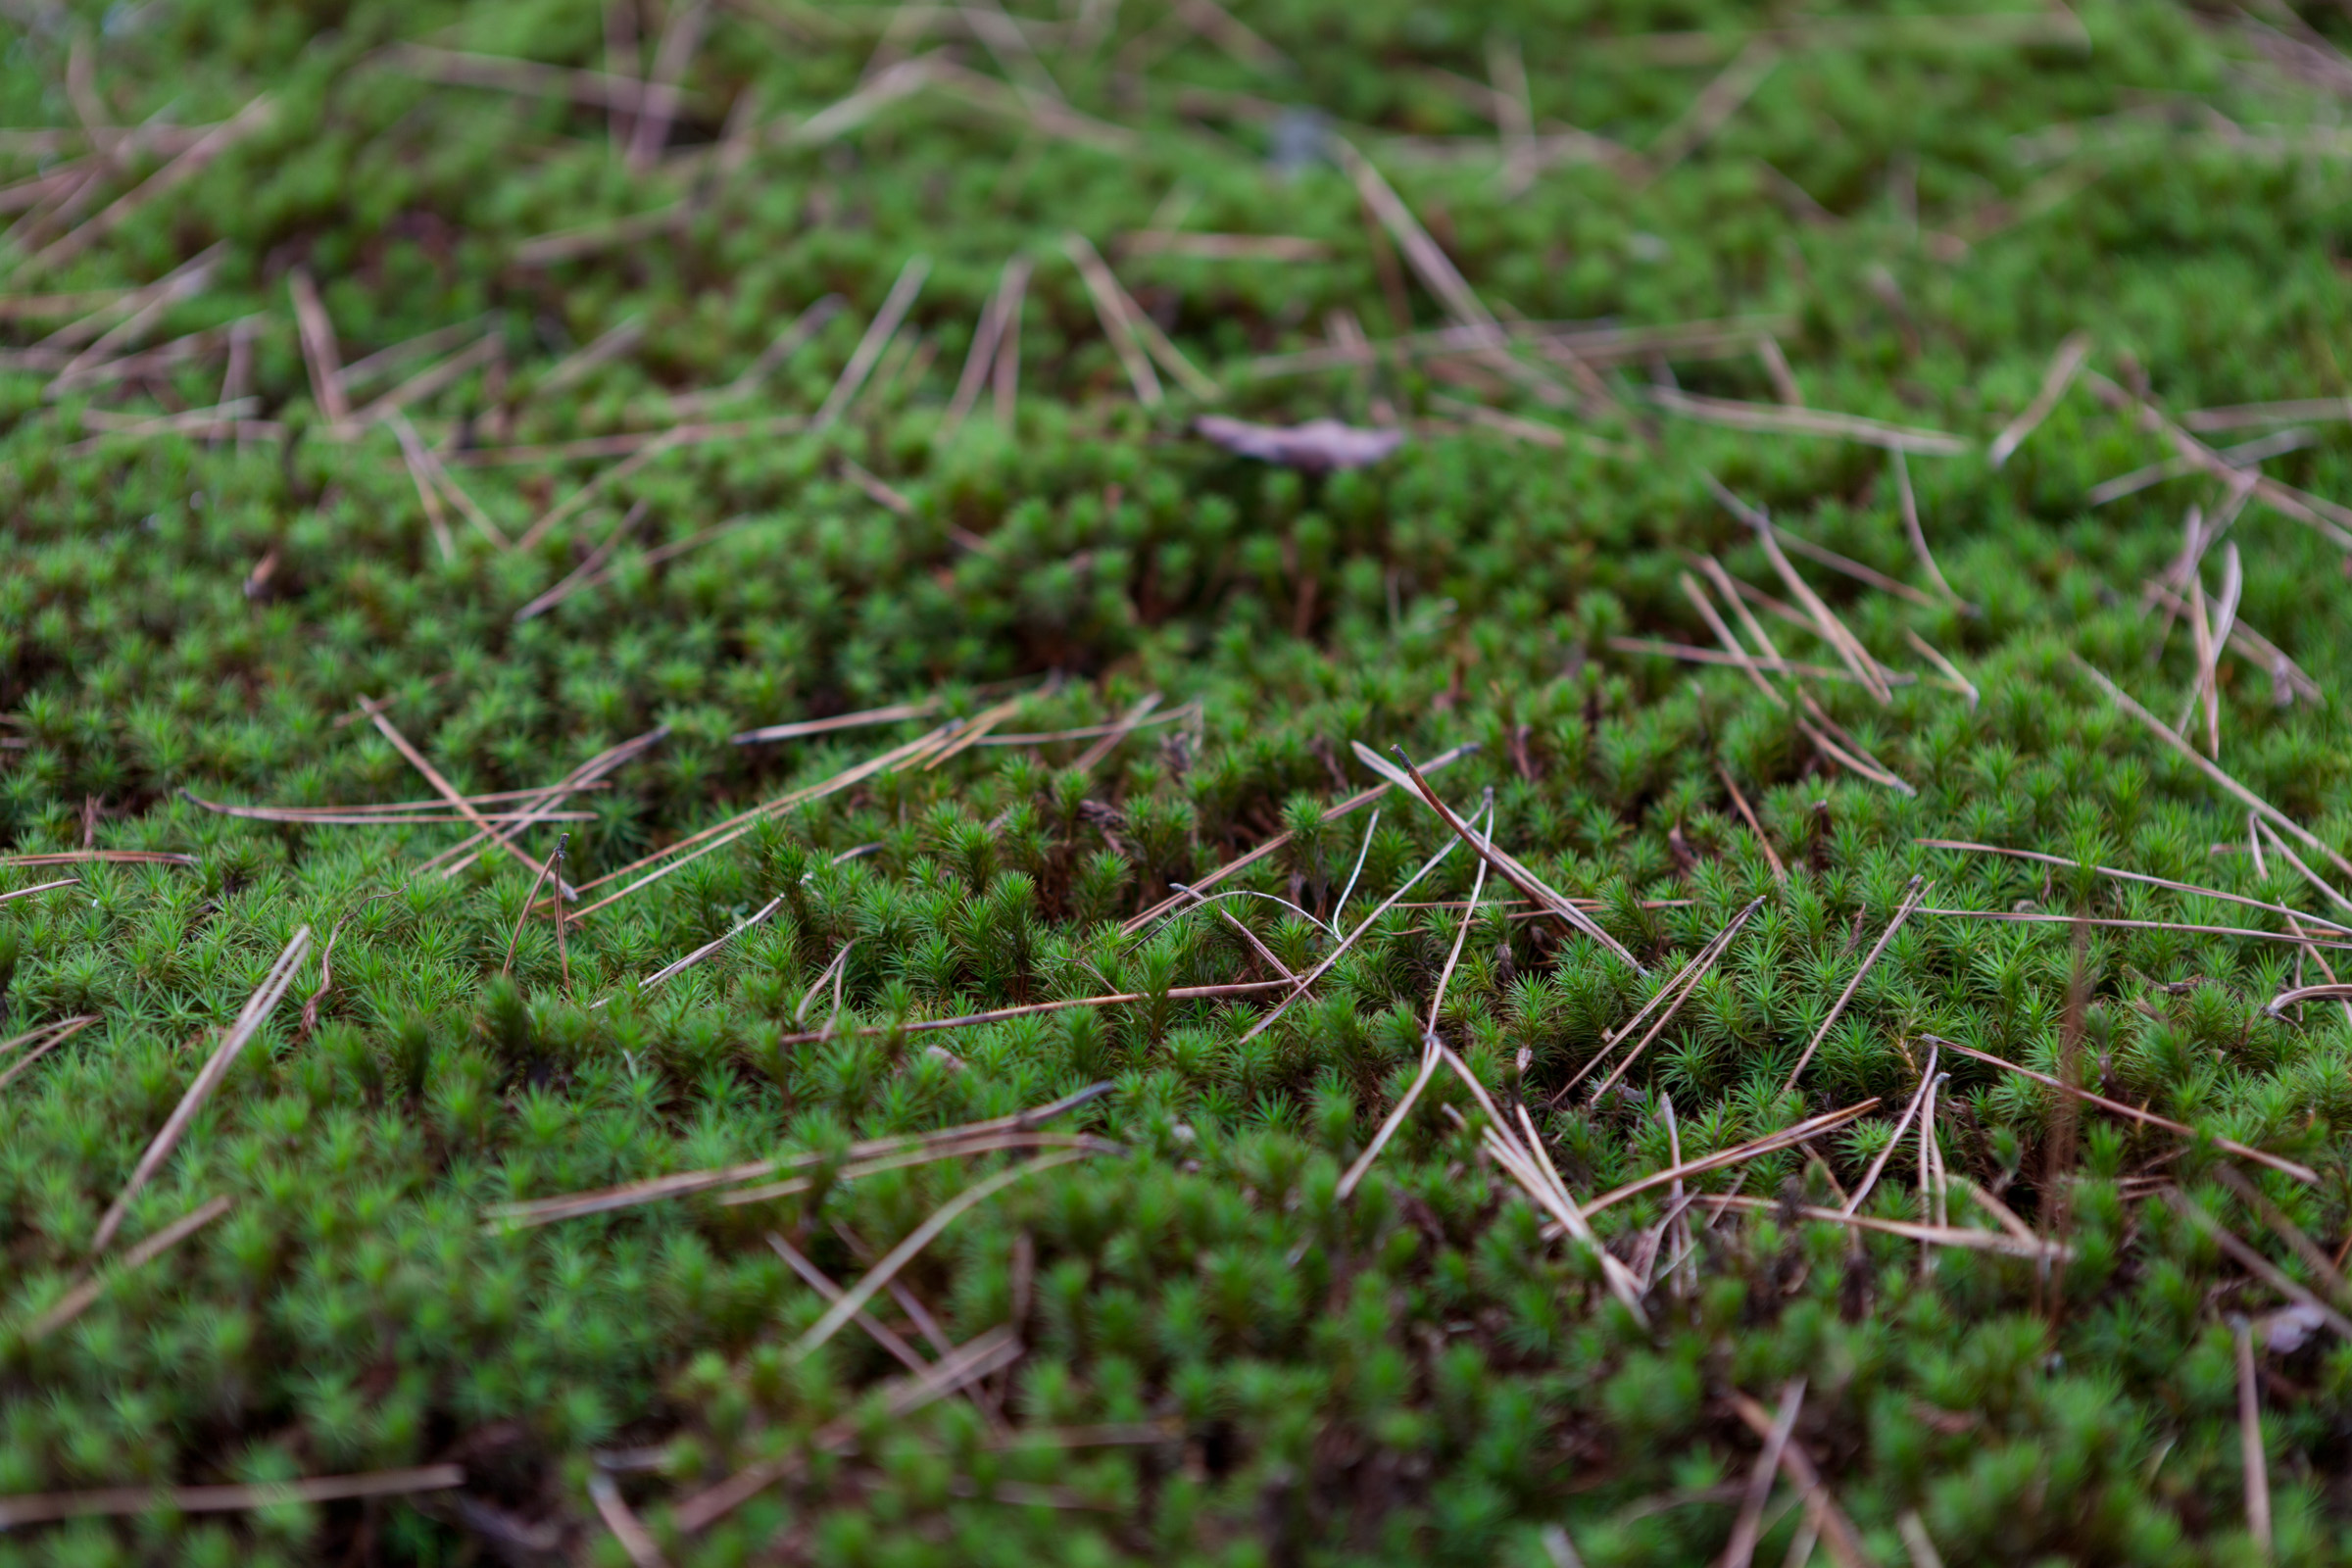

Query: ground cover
[{"left": 9, "top": 0, "right": 2352, "bottom": 1562}]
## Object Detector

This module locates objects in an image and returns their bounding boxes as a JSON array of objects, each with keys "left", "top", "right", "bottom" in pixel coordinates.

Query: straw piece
[{"left": 89, "top": 929, "right": 311, "bottom": 1253}]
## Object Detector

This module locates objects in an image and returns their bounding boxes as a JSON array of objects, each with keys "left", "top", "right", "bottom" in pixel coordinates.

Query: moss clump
[{"left": 10, "top": 0, "right": 2352, "bottom": 1563}]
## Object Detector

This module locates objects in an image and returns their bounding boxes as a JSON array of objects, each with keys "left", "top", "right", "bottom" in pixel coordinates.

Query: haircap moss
[{"left": 7, "top": 0, "right": 2352, "bottom": 1562}]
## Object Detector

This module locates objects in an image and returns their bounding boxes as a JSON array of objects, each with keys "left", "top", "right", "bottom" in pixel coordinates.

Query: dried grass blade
[{"left": 89, "top": 928, "right": 311, "bottom": 1253}]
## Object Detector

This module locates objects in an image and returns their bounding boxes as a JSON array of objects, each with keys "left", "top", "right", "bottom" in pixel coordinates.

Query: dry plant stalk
[{"left": 1782, "top": 877, "right": 1927, "bottom": 1092}]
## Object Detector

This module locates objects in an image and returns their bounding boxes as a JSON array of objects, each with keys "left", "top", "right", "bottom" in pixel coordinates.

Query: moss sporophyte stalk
[{"left": 8, "top": 0, "right": 2352, "bottom": 1563}]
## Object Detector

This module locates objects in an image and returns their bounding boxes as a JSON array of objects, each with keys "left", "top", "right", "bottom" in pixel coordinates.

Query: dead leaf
[{"left": 1195, "top": 415, "right": 1405, "bottom": 472}]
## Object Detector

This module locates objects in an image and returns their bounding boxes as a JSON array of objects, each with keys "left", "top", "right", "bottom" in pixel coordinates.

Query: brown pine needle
[
  {"left": 21, "top": 96, "right": 274, "bottom": 279},
  {"left": 1699, "top": 1194, "right": 2069, "bottom": 1260},
  {"left": 1062, "top": 232, "right": 1218, "bottom": 401},
  {"left": 1920, "top": 906, "right": 2352, "bottom": 951},
  {"left": 391, "top": 411, "right": 456, "bottom": 561},
  {"left": 0, "top": 850, "right": 196, "bottom": 866},
  {"left": 814, "top": 254, "right": 931, "bottom": 427},
  {"left": 1679, "top": 569, "right": 1788, "bottom": 710},
  {"left": 1123, "top": 742, "right": 1474, "bottom": 933},
  {"left": 1916, "top": 837, "right": 2352, "bottom": 936},
  {"left": 1902, "top": 629, "right": 1979, "bottom": 708},
  {"left": 2212, "top": 1165, "right": 2352, "bottom": 1313},
  {"left": 89, "top": 928, "right": 311, "bottom": 1254},
  {"left": 0, "top": 1014, "right": 101, "bottom": 1092},
  {"left": 361, "top": 698, "right": 567, "bottom": 891},
  {"left": 2071, "top": 657, "right": 2352, "bottom": 880},
  {"left": 346, "top": 333, "right": 503, "bottom": 432},
  {"left": 2234, "top": 1310, "right": 2275, "bottom": 1559},
  {"left": 427, "top": 727, "right": 667, "bottom": 877},
  {"left": 1070, "top": 693, "right": 1164, "bottom": 772},
  {"left": 1890, "top": 450, "right": 1973, "bottom": 610},
  {"left": 1062, "top": 231, "right": 1160, "bottom": 405},
  {"left": 733, "top": 698, "right": 944, "bottom": 745},
  {"left": 1717, "top": 762, "right": 1788, "bottom": 883},
  {"left": 393, "top": 411, "right": 508, "bottom": 547},
  {"left": 1657, "top": 388, "right": 1966, "bottom": 454},
  {"left": 489, "top": 1085, "right": 1113, "bottom": 1228},
  {"left": 766, "top": 1232, "right": 933, "bottom": 1376},
  {"left": 587, "top": 1472, "right": 669, "bottom": 1568},
  {"left": 790, "top": 1151, "right": 1087, "bottom": 1359},
  {"left": 1380, "top": 744, "right": 1647, "bottom": 970},
  {"left": 514, "top": 500, "right": 650, "bottom": 622},
  {"left": 1782, "top": 877, "right": 1928, "bottom": 1093},
  {"left": 1582, "top": 1099, "right": 1881, "bottom": 1215},
  {"left": 2167, "top": 1189, "right": 2352, "bottom": 1346},
  {"left": 1331, "top": 137, "right": 1496, "bottom": 329},
  {"left": 1642, "top": 37, "right": 1779, "bottom": 183},
  {"left": 622, "top": 892, "right": 784, "bottom": 998},
  {"left": 1987, "top": 330, "right": 2091, "bottom": 466},
  {"left": 1339, "top": 1039, "right": 1444, "bottom": 1200},
  {"left": 1844, "top": 1044, "right": 1939, "bottom": 1215},
  {"left": 1235, "top": 806, "right": 1480, "bottom": 1049},
  {"left": 30, "top": 1195, "right": 232, "bottom": 1340},
  {"left": 666, "top": 295, "right": 843, "bottom": 416},
  {"left": 1586, "top": 897, "right": 1765, "bottom": 1101},
  {"left": 502, "top": 834, "right": 569, "bottom": 978},
  {"left": 1930, "top": 1037, "right": 2317, "bottom": 1184},
  {"left": 0, "top": 876, "right": 80, "bottom": 907},
  {"left": 943, "top": 256, "right": 1018, "bottom": 435},
  {"left": 1774, "top": 523, "right": 1941, "bottom": 610},
  {"left": 1724, "top": 1379, "right": 1807, "bottom": 1568},
  {"left": 287, "top": 268, "right": 351, "bottom": 423},
  {"left": 626, "top": 0, "right": 708, "bottom": 170},
  {"left": 0, "top": 1465, "right": 464, "bottom": 1530},
  {"left": 512, "top": 432, "right": 679, "bottom": 553},
  {"left": 1727, "top": 1394, "right": 1872, "bottom": 1568}
]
